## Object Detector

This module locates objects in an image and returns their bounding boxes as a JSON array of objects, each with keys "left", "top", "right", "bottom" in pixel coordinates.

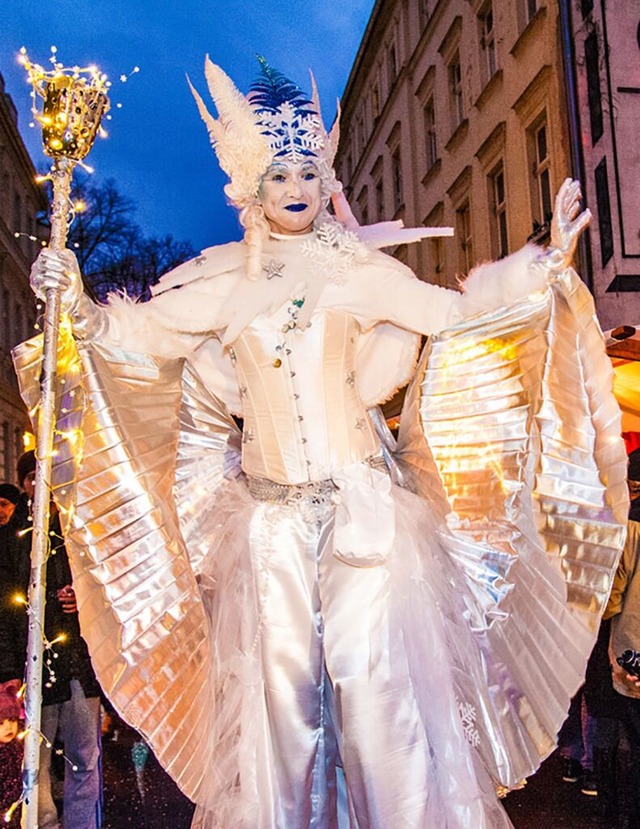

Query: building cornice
[{"left": 339, "top": 0, "right": 393, "bottom": 120}]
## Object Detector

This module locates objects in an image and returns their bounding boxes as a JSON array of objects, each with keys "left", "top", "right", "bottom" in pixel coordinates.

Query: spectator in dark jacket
[{"left": 601, "top": 448, "right": 640, "bottom": 827}]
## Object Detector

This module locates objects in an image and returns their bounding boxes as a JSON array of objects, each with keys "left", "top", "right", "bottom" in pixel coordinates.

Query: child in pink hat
[{"left": 0, "top": 680, "right": 23, "bottom": 827}]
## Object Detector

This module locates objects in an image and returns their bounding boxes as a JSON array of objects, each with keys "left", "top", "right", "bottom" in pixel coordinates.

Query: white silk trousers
[
  {"left": 192, "top": 477, "right": 513, "bottom": 829},
  {"left": 249, "top": 496, "right": 431, "bottom": 829}
]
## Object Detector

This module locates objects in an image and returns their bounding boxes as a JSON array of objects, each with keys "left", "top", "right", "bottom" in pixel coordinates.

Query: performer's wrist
[
  {"left": 537, "top": 244, "right": 568, "bottom": 273},
  {"left": 71, "top": 294, "right": 109, "bottom": 341}
]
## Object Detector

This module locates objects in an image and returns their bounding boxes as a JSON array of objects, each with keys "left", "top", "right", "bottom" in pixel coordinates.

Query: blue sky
[{"left": 2, "top": 0, "right": 375, "bottom": 251}]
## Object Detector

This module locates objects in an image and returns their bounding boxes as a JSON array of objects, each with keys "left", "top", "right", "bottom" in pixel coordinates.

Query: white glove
[
  {"left": 545, "top": 178, "right": 591, "bottom": 271},
  {"left": 30, "top": 248, "right": 84, "bottom": 315}
]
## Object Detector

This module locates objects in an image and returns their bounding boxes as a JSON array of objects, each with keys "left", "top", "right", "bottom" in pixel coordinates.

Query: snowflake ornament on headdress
[
  {"left": 189, "top": 55, "right": 340, "bottom": 209},
  {"left": 250, "top": 57, "right": 324, "bottom": 163}
]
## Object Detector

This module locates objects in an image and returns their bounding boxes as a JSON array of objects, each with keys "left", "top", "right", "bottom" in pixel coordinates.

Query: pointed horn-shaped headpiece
[{"left": 309, "top": 71, "right": 340, "bottom": 167}]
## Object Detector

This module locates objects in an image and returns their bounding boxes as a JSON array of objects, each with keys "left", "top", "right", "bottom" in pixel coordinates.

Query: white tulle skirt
[{"left": 190, "top": 474, "right": 515, "bottom": 828}]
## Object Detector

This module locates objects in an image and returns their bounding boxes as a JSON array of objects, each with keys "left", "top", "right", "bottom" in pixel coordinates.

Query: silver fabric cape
[{"left": 12, "top": 267, "right": 628, "bottom": 809}]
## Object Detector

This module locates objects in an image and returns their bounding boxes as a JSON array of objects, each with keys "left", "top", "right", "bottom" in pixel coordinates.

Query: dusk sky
[{"left": 2, "top": 0, "right": 375, "bottom": 251}]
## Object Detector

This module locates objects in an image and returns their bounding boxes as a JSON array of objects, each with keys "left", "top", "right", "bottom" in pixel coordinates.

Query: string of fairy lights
[
  {"left": 3, "top": 46, "right": 130, "bottom": 826},
  {"left": 4, "top": 525, "right": 77, "bottom": 825}
]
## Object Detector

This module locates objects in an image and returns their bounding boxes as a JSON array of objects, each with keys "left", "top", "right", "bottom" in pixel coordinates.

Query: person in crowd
[
  {"left": 0, "top": 451, "right": 102, "bottom": 829},
  {"left": 0, "top": 484, "right": 19, "bottom": 529},
  {"left": 603, "top": 448, "right": 640, "bottom": 827},
  {"left": 0, "top": 679, "right": 23, "bottom": 828},
  {"left": 557, "top": 688, "right": 597, "bottom": 793},
  {"left": 23, "top": 57, "right": 625, "bottom": 829}
]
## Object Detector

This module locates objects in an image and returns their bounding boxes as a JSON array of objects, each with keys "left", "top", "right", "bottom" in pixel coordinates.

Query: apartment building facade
[
  {"left": 0, "top": 70, "right": 47, "bottom": 482},
  {"left": 335, "top": 0, "right": 639, "bottom": 329}
]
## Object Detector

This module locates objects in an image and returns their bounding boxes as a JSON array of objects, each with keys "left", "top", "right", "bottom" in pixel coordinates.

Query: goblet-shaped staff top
[{"left": 19, "top": 47, "right": 111, "bottom": 161}]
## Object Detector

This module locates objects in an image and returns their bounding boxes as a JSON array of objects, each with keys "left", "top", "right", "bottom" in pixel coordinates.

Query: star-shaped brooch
[{"left": 263, "top": 259, "right": 285, "bottom": 280}]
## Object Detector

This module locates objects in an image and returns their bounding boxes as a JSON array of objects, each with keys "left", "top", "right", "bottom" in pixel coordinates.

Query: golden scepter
[{"left": 15, "top": 49, "right": 109, "bottom": 829}]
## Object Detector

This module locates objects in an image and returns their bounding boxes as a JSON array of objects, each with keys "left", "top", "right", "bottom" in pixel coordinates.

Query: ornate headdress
[
  {"left": 189, "top": 56, "right": 340, "bottom": 210},
  {"left": 188, "top": 56, "right": 453, "bottom": 281}
]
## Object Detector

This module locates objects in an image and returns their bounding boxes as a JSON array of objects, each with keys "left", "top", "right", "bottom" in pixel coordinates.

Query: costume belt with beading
[{"left": 246, "top": 455, "right": 388, "bottom": 507}]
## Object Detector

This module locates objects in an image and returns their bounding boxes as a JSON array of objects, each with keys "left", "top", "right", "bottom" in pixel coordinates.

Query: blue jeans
[
  {"left": 558, "top": 691, "right": 596, "bottom": 771},
  {"left": 39, "top": 680, "right": 102, "bottom": 829}
]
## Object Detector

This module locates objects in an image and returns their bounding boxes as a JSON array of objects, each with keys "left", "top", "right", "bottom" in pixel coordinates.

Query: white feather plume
[{"left": 189, "top": 57, "right": 273, "bottom": 206}]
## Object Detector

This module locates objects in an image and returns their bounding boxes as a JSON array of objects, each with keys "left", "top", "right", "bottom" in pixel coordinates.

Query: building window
[
  {"left": 395, "top": 244, "right": 408, "bottom": 266},
  {"left": 419, "top": 1, "right": 431, "bottom": 29},
  {"left": 529, "top": 116, "right": 552, "bottom": 227},
  {"left": 581, "top": 0, "right": 594, "bottom": 17},
  {"left": 357, "top": 186, "right": 369, "bottom": 227},
  {"left": 585, "top": 31, "right": 604, "bottom": 145},
  {"left": 388, "top": 42, "right": 398, "bottom": 84},
  {"left": 392, "top": 148, "right": 403, "bottom": 212},
  {"left": 430, "top": 236, "right": 445, "bottom": 285},
  {"left": 356, "top": 115, "right": 365, "bottom": 152},
  {"left": 14, "top": 428, "right": 23, "bottom": 480},
  {"left": 2, "top": 289, "right": 10, "bottom": 351},
  {"left": 372, "top": 84, "right": 381, "bottom": 121},
  {"left": 594, "top": 158, "right": 613, "bottom": 267},
  {"left": 479, "top": 3, "right": 497, "bottom": 84},
  {"left": 517, "top": 0, "right": 539, "bottom": 30},
  {"left": 13, "top": 302, "right": 24, "bottom": 347},
  {"left": 1, "top": 422, "right": 9, "bottom": 481},
  {"left": 448, "top": 53, "right": 464, "bottom": 132},
  {"left": 424, "top": 98, "right": 437, "bottom": 169},
  {"left": 375, "top": 175, "right": 385, "bottom": 221},
  {"left": 0, "top": 173, "right": 8, "bottom": 223},
  {"left": 13, "top": 193, "right": 21, "bottom": 234},
  {"left": 456, "top": 201, "right": 474, "bottom": 275},
  {"left": 489, "top": 163, "right": 509, "bottom": 259}
]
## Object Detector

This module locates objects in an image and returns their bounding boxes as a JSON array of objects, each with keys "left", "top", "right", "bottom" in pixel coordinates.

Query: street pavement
[
  {"left": 503, "top": 752, "right": 613, "bottom": 828},
  {"left": 95, "top": 718, "right": 616, "bottom": 828}
]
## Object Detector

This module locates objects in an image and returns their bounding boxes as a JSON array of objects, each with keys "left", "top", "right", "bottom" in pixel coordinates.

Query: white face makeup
[{"left": 258, "top": 160, "right": 322, "bottom": 235}]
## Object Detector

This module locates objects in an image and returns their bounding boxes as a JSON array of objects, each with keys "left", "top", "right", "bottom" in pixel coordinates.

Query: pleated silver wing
[
  {"left": 12, "top": 331, "right": 240, "bottom": 809},
  {"left": 397, "top": 267, "right": 629, "bottom": 787}
]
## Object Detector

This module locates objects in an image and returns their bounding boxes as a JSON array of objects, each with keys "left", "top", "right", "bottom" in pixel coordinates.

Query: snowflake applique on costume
[
  {"left": 457, "top": 698, "right": 481, "bottom": 748},
  {"left": 258, "top": 102, "right": 324, "bottom": 164},
  {"left": 301, "top": 222, "right": 359, "bottom": 285}
]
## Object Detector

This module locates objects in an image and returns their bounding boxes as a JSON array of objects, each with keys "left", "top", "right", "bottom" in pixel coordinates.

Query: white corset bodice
[{"left": 232, "top": 307, "right": 379, "bottom": 484}]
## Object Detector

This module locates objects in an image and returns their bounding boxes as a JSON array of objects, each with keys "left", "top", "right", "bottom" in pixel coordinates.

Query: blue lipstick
[{"left": 285, "top": 203, "right": 307, "bottom": 212}]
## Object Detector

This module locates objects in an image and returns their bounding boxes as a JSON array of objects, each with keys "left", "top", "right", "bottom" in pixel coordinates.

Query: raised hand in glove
[
  {"left": 29, "top": 248, "right": 107, "bottom": 340},
  {"left": 546, "top": 178, "right": 591, "bottom": 271},
  {"left": 30, "top": 248, "right": 83, "bottom": 314}
]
